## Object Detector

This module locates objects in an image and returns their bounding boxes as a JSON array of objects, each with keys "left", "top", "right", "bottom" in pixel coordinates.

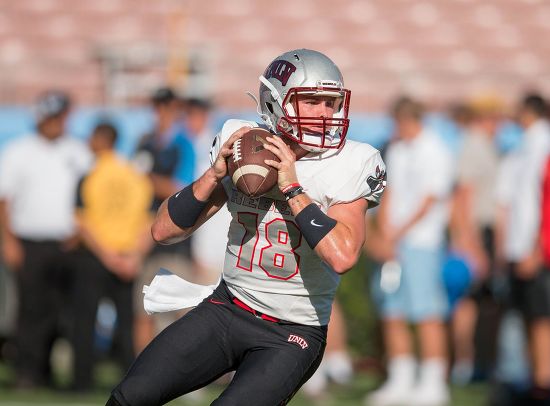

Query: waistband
[{"left": 232, "top": 296, "right": 280, "bottom": 323}]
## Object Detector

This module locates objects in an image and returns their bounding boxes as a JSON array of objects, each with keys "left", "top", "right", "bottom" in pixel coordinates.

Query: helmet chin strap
[
  {"left": 258, "top": 75, "right": 299, "bottom": 133},
  {"left": 259, "top": 75, "right": 283, "bottom": 106}
]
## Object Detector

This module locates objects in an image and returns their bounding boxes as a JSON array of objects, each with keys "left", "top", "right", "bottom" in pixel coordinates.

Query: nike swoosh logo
[
  {"left": 209, "top": 298, "right": 226, "bottom": 305},
  {"left": 174, "top": 191, "right": 181, "bottom": 198},
  {"left": 310, "top": 219, "right": 323, "bottom": 227}
]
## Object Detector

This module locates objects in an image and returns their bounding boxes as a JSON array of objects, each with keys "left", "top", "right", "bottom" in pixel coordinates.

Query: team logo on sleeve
[
  {"left": 209, "top": 135, "right": 221, "bottom": 165},
  {"left": 367, "top": 165, "right": 387, "bottom": 193}
]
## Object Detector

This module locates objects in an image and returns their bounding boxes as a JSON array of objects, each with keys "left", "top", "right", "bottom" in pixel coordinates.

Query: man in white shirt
[
  {"left": 0, "top": 91, "right": 92, "bottom": 388},
  {"left": 449, "top": 97, "right": 503, "bottom": 385},
  {"left": 366, "top": 97, "right": 454, "bottom": 406},
  {"left": 496, "top": 93, "right": 550, "bottom": 403}
]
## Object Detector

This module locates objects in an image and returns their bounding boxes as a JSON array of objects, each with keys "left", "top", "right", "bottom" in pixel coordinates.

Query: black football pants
[{"left": 109, "top": 282, "right": 327, "bottom": 406}]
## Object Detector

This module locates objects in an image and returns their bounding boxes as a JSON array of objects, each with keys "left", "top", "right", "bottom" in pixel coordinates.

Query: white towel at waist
[{"left": 143, "top": 268, "right": 221, "bottom": 315}]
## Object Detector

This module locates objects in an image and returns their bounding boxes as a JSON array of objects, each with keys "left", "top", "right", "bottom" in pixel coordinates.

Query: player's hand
[
  {"left": 264, "top": 135, "right": 299, "bottom": 191},
  {"left": 212, "top": 127, "right": 250, "bottom": 181}
]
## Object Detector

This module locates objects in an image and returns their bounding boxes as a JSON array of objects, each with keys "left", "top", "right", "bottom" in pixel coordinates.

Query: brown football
[{"left": 227, "top": 128, "right": 279, "bottom": 197}]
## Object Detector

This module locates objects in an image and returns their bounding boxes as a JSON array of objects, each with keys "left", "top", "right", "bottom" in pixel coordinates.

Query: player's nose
[{"left": 318, "top": 102, "right": 335, "bottom": 118}]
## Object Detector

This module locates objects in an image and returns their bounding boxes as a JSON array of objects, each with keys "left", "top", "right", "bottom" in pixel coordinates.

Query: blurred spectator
[
  {"left": 447, "top": 95, "right": 505, "bottom": 385},
  {"left": 132, "top": 87, "right": 197, "bottom": 352},
  {"left": 495, "top": 93, "right": 550, "bottom": 404},
  {"left": 72, "top": 122, "right": 153, "bottom": 391},
  {"left": 303, "top": 300, "right": 354, "bottom": 398},
  {"left": 183, "top": 98, "right": 229, "bottom": 284},
  {"left": 0, "top": 90, "right": 92, "bottom": 389},
  {"left": 365, "top": 96, "right": 454, "bottom": 406},
  {"left": 538, "top": 155, "right": 550, "bottom": 402},
  {"left": 0, "top": 258, "right": 15, "bottom": 355},
  {"left": 541, "top": 157, "right": 550, "bottom": 269}
]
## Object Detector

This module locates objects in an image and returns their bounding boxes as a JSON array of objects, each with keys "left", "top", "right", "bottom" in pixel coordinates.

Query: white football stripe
[{"left": 232, "top": 165, "right": 270, "bottom": 185}]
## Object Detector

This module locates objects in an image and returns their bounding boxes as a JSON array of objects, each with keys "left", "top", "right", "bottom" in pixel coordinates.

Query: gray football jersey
[{"left": 210, "top": 119, "right": 386, "bottom": 325}]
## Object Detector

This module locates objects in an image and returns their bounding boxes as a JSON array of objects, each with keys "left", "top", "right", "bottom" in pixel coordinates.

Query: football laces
[{"left": 233, "top": 138, "right": 242, "bottom": 162}]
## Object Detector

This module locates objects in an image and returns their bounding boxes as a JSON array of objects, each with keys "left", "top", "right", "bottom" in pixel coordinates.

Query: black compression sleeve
[
  {"left": 295, "top": 203, "right": 337, "bottom": 249},
  {"left": 167, "top": 183, "right": 208, "bottom": 229}
]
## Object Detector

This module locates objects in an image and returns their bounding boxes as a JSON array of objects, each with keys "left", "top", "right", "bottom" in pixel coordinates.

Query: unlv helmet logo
[{"left": 264, "top": 60, "right": 297, "bottom": 86}]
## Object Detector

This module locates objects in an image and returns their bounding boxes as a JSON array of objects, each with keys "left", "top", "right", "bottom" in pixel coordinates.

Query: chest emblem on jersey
[
  {"left": 288, "top": 334, "right": 309, "bottom": 349},
  {"left": 367, "top": 165, "right": 387, "bottom": 193}
]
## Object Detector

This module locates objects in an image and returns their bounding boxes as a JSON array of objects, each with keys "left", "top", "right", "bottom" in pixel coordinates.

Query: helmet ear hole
[{"left": 265, "top": 102, "right": 274, "bottom": 114}]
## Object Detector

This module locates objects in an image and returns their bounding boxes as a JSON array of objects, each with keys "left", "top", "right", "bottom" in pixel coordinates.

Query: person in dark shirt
[{"left": 132, "top": 87, "right": 197, "bottom": 352}]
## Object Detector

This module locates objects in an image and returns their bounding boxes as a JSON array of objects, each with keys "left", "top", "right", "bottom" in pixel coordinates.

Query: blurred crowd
[
  {"left": 362, "top": 92, "right": 550, "bottom": 406},
  {"left": 1, "top": 85, "right": 550, "bottom": 406},
  {"left": 0, "top": 87, "right": 231, "bottom": 395}
]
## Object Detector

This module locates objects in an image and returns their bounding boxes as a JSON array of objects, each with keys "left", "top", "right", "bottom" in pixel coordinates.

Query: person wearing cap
[
  {"left": 0, "top": 90, "right": 92, "bottom": 388},
  {"left": 447, "top": 95, "right": 505, "bottom": 386},
  {"left": 495, "top": 93, "right": 550, "bottom": 404},
  {"left": 132, "top": 87, "right": 197, "bottom": 352},
  {"left": 366, "top": 96, "right": 454, "bottom": 406},
  {"left": 180, "top": 97, "right": 231, "bottom": 286}
]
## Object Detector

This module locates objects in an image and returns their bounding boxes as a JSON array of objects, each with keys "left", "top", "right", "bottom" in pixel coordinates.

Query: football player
[{"left": 107, "top": 49, "right": 386, "bottom": 406}]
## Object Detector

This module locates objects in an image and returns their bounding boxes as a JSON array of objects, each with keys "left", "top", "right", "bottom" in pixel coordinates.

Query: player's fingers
[
  {"left": 262, "top": 142, "right": 285, "bottom": 161},
  {"left": 264, "top": 137, "right": 286, "bottom": 155},
  {"left": 217, "top": 128, "right": 249, "bottom": 161},
  {"left": 225, "top": 126, "right": 250, "bottom": 147},
  {"left": 265, "top": 135, "right": 288, "bottom": 149},
  {"left": 264, "top": 159, "right": 281, "bottom": 169},
  {"left": 264, "top": 143, "right": 295, "bottom": 166},
  {"left": 216, "top": 150, "right": 230, "bottom": 161},
  {"left": 220, "top": 143, "right": 234, "bottom": 156},
  {"left": 231, "top": 126, "right": 250, "bottom": 138},
  {"left": 266, "top": 136, "right": 295, "bottom": 161}
]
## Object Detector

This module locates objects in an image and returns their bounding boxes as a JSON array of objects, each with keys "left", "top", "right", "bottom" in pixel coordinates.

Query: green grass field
[{"left": 0, "top": 358, "right": 489, "bottom": 406}]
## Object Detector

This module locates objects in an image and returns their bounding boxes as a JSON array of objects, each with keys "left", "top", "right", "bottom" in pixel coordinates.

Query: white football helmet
[{"left": 258, "top": 49, "right": 351, "bottom": 152}]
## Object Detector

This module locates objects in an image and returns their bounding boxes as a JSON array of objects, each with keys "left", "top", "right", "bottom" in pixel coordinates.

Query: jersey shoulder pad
[
  {"left": 220, "top": 119, "right": 259, "bottom": 144},
  {"left": 329, "top": 140, "right": 386, "bottom": 207}
]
